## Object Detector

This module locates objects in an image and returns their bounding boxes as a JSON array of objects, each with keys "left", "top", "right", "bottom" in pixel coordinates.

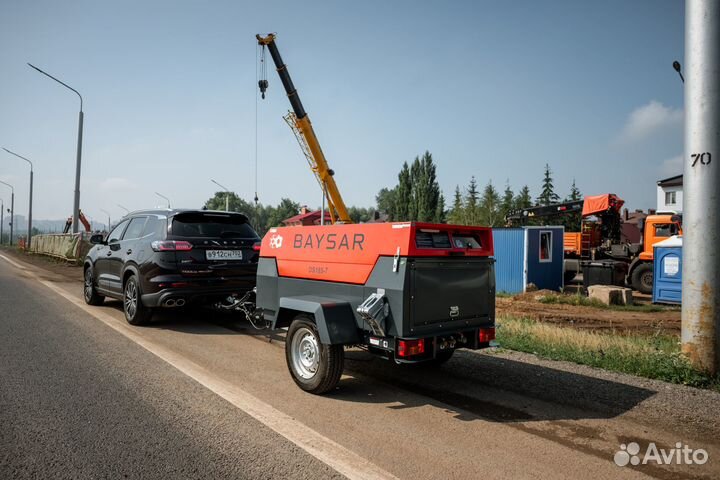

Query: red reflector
[
  {"left": 253, "top": 242, "right": 261, "bottom": 252},
  {"left": 170, "top": 282, "right": 189, "bottom": 288},
  {"left": 151, "top": 240, "right": 193, "bottom": 252},
  {"left": 478, "top": 327, "right": 496, "bottom": 343},
  {"left": 397, "top": 339, "right": 425, "bottom": 357}
]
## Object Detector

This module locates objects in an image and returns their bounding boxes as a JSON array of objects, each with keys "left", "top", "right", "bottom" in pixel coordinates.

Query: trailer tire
[
  {"left": 630, "top": 263, "right": 653, "bottom": 295},
  {"left": 286, "top": 315, "right": 344, "bottom": 394}
]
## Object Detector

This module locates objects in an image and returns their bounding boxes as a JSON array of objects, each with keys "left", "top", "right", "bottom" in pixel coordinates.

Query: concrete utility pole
[
  {"left": 3, "top": 148, "right": 34, "bottom": 249},
  {"left": 682, "top": 0, "right": 720, "bottom": 375},
  {"left": 0, "top": 180, "right": 14, "bottom": 246},
  {"left": 28, "top": 63, "right": 84, "bottom": 234}
]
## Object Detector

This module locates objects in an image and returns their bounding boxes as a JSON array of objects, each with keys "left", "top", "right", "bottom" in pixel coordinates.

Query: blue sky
[{"left": 0, "top": 0, "right": 684, "bottom": 222}]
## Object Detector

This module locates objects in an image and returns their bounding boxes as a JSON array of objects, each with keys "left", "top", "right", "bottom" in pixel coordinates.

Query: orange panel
[{"left": 261, "top": 222, "right": 493, "bottom": 284}]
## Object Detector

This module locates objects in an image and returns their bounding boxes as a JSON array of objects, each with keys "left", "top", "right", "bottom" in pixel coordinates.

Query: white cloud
[
  {"left": 658, "top": 154, "right": 683, "bottom": 178},
  {"left": 619, "top": 101, "right": 683, "bottom": 143}
]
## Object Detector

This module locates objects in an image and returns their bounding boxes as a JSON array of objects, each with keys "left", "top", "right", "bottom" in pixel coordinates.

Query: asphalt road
[{"left": 1, "top": 252, "right": 719, "bottom": 480}]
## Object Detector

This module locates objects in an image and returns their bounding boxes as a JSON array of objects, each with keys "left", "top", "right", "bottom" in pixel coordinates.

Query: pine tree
[
  {"left": 447, "top": 185, "right": 464, "bottom": 225},
  {"left": 514, "top": 185, "right": 532, "bottom": 210},
  {"left": 394, "top": 162, "right": 411, "bottom": 221},
  {"left": 500, "top": 181, "right": 514, "bottom": 223},
  {"left": 480, "top": 181, "right": 501, "bottom": 226},
  {"left": 435, "top": 192, "right": 446, "bottom": 223},
  {"left": 567, "top": 179, "right": 582, "bottom": 202},
  {"left": 465, "top": 177, "right": 480, "bottom": 225},
  {"left": 537, "top": 163, "right": 560, "bottom": 206}
]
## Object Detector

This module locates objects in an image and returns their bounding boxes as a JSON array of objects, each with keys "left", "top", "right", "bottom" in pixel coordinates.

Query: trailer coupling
[{"left": 214, "top": 288, "right": 271, "bottom": 330}]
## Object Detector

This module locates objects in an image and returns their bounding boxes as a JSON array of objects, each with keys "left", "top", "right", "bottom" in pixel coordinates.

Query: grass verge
[
  {"left": 537, "top": 292, "right": 670, "bottom": 313},
  {"left": 496, "top": 315, "right": 719, "bottom": 391}
]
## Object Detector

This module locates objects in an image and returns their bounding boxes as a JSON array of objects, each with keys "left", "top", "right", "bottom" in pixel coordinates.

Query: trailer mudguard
[{"left": 278, "top": 296, "right": 361, "bottom": 345}]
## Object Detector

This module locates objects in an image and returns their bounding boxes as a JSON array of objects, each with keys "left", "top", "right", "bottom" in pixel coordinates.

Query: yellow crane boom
[{"left": 257, "top": 33, "right": 352, "bottom": 224}]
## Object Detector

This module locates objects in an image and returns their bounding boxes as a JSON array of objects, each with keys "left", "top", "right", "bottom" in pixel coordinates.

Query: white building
[{"left": 656, "top": 174, "right": 683, "bottom": 213}]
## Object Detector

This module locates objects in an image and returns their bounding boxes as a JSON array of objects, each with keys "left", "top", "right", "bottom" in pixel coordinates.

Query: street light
[
  {"left": 28, "top": 63, "right": 84, "bottom": 234},
  {"left": 100, "top": 208, "right": 111, "bottom": 231},
  {"left": 0, "top": 180, "right": 14, "bottom": 246},
  {"left": 117, "top": 204, "right": 130, "bottom": 215},
  {"left": 210, "top": 179, "right": 231, "bottom": 211},
  {"left": 3, "top": 148, "right": 34, "bottom": 249},
  {"left": 155, "top": 192, "right": 170, "bottom": 208},
  {"left": 0, "top": 197, "right": 4, "bottom": 245}
]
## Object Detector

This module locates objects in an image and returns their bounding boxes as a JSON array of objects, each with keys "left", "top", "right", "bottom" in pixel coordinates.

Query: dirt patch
[{"left": 497, "top": 295, "right": 681, "bottom": 334}]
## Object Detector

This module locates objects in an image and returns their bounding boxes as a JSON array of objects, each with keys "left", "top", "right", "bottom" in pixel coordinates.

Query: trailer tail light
[
  {"left": 151, "top": 240, "right": 193, "bottom": 252},
  {"left": 478, "top": 327, "right": 495, "bottom": 344},
  {"left": 397, "top": 338, "right": 425, "bottom": 357}
]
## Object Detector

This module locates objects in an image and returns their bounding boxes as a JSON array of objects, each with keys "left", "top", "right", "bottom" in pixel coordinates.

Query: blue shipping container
[
  {"left": 492, "top": 226, "right": 565, "bottom": 294},
  {"left": 653, "top": 236, "right": 682, "bottom": 305}
]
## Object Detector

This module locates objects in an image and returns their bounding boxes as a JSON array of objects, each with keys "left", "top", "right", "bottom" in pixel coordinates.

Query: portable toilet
[
  {"left": 492, "top": 226, "right": 564, "bottom": 294},
  {"left": 653, "top": 235, "right": 682, "bottom": 305}
]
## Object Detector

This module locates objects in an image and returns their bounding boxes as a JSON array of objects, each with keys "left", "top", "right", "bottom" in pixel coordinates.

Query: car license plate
[{"left": 206, "top": 250, "right": 243, "bottom": 261}]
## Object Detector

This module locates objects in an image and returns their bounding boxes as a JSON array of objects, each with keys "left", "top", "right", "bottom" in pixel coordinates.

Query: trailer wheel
[
  {"left": 286, "top": 315, "right": 344, "bottom": 394},
  {"left": 631, "top": 263, "right": 653, "bottom": 294}
]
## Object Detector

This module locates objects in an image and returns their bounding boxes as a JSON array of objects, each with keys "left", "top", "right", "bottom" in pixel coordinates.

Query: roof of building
[
  {"left": 283, "top": 210, "right": 332, "bottom": 225},
  {"left": 657, "top": 174, "right": 683, "bottom": 187}
]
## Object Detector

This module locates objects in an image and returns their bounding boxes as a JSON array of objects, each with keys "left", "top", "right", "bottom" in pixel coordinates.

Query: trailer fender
[{"left": 277, "top": 296, "right": 361, "bottom": 345}]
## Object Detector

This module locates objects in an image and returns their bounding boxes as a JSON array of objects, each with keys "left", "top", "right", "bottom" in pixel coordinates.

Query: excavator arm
[{"left": 257, "top": 33, "right": 352, "bottom": 224}]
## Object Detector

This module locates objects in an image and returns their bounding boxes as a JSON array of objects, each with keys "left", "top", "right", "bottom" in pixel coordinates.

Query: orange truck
[{"left": 507, "top": 194, "right": 682, "bottom": 293}]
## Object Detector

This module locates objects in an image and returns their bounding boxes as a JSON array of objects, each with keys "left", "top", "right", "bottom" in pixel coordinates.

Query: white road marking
[
  {"left": 0, "top": 255, "right": 399, "bottom": 480},
  {"left": 0, "top": 254, "right": 28, "bottom": 271}
]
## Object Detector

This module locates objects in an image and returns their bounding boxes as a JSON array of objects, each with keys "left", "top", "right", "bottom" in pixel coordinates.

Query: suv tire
[
  {"left": 83, "top": 266, "right": 105, "bottom": 306},
  {"left": 124, "top": 275, "right": 152, "bottom": 325}
]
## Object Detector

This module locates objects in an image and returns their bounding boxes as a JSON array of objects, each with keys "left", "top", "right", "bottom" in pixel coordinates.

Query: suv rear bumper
[{"left": 141, "top": 285, "right": 254, "bottom": 308}]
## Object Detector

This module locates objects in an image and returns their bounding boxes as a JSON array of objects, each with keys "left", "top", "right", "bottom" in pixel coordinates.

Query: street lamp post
[
  {"left": 0, "top": 180, "right": 14, "bottom": 246},
  {"left": 101, "top": 209, "right": 111, "bottom": 231},
  {"left": 28, "top": 63, "right": 83, "bottom": 234},
  {"left": 3, "top": 148, "right": 34, "bottom": 249},
  {"left": 0, "top": 198, "right": 4, "bottom": 245},
  {"left": 210, "top": 179, "right": 230, "bottom": 211},
  {"left": 117, "top": 204, "right": 129, "bottom": 216},
  {"left": 155, "top": 192, "right": 170, "bottom": 209}
]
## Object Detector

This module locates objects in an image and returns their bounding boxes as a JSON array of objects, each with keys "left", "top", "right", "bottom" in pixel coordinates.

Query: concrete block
[{"left": 588, "top": 285, "right": 624, "bottom": 305}]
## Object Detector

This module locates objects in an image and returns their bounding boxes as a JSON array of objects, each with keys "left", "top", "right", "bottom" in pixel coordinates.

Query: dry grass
[{"left": 496, "top": 315, "right": 718, "bottom": 390}]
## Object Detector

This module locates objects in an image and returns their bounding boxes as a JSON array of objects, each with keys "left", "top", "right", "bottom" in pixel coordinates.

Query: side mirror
[{"left": 90, "top": 234, "right": 105, "bottom": 245}]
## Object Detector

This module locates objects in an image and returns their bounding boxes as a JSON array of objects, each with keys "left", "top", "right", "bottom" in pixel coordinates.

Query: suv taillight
[{"left": 151, "top": 240, "right": 193, "bottom": 252}]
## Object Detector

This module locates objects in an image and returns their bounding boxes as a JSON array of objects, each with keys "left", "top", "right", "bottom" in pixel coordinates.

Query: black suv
[{"left": 83, "top": 209, "right": 260, "bottom": 325}]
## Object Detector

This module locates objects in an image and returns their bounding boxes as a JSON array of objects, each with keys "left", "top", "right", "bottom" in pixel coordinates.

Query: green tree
[
  {"left": 447, "top": 185, "right": 465, "bottom": 225},
  {"left": 347, "top": 206, "right": 376, "bottom": 223},
  {"left": 204, "top": 191, "right": 255, "bottom": 215},
  {"left": 375, "top": 187, "right": 396, "bottom": 220},
  {"left": 435, "top": 192, "right": 446, "bottom": 223},
  {"left": 563, "top": 179, "right": 583, "bottom": 232},
  {"left": 394, "top": 162, "right": 412, "bottom": 221},
  {"left": 464, "top": 176, "right": 480, "bottom": 225},
  {"left": 500, "top": 181, "right": 514, "bottom": 223},
  {"left": 514, "top": 185, "right": 532, "bottom": 210},
  {"left": 414, "top": 151, "right": 441, "bottom": 222},
  {"left": 536, "top": 163, "right": 560, "bottom": 206},
  {"left": 479, "top": 180, "right": 501, "bottom": 226}
]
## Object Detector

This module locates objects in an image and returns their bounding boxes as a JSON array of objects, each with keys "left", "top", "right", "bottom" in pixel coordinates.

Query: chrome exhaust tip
[
  {"left": 164, "top": 299, "right": 176, "bottom": 307},
  {"left": 176, "top": 299, "right": 186, "bottom": 307}
]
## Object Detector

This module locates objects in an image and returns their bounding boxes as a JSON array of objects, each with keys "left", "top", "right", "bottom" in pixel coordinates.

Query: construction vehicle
[
  {"left": 257, "top": 33, "right": 352, "bottom": 224},
  {"left": 506, "top": 194, "right": 682, "bottom": 293},
  {"left": 63, "top": 210, "right": 91, "bottom": 234}
]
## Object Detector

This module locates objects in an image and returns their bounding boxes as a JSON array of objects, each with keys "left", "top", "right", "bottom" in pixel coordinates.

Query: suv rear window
[{"left": 171, "top": 213, "right": 259, "bottom": 239}]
